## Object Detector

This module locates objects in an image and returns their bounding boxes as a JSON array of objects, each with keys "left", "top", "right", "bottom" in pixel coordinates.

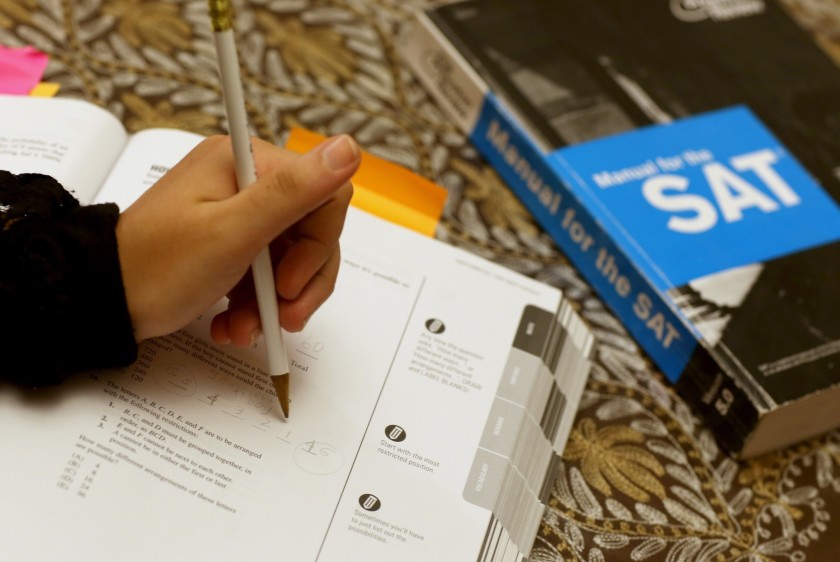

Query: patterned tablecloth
[{"left": 3, "top": 0, "right": 840, "bottom": 560}]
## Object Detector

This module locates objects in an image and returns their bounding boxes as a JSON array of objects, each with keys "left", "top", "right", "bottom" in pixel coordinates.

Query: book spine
[
  {"left": 401, "top": 11, "right": 488, "bottom": 135},
  {"left": 676, "top": 348, "right": 760, "bottom": 456},
  {"left": 471, "top": 100, "right": 694, "bottom": 374},
  {"left": 401, "top": 10, "right": 760, "bottom": 454}
]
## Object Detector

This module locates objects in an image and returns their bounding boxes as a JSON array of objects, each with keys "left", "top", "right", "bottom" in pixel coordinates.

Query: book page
[
  {"left": 92, "top": 128, "right": 204, "bottom": 209},
  {"left": 0, "top": 207, "right": 586, "bottom": 561},
  {"left": 0, "top": 95, "right": 128, "bottom": 203}
]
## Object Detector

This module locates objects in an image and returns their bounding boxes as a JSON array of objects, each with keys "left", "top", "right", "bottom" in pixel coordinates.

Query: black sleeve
[{"left": 0, "top": 171, "right": 138, "bottom": 387}]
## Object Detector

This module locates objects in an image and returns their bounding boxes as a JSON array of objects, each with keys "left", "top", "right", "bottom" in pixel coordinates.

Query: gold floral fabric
[{"left": 3, "top": 1, "right": 840, "bottom": 560}]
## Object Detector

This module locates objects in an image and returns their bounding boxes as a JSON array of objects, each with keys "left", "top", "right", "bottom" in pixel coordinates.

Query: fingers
[
  {"left": 222, "top": 134, "right": 360, "bottom": 249},
  {"left": 212, "top": 245, "right": 342, "bottom": 343},
  {"left": 274, "top": 180, "right": 352, "bottom": 299},
  {"left": 210, "top": 300, "right": 260, "bottom": 347},
  {"left": 279, "top": 245, "right": 342, "bottom": 331},
  {"left": 207, "top": 134, "right": 358, "bottom": 346}
]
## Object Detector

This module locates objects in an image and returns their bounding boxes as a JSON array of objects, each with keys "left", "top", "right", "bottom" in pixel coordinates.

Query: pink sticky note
[{"left": 0, "top": 45, "right": 49, "bottom": 95}]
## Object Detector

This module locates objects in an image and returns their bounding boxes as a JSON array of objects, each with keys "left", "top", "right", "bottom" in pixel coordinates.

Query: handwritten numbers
[
  {"left": 201, "top": 393, "right": 220, "bottom": 406},
  {"left": 293, "top": 441, "right": 344, "bottom": 475},
  {"left": 297, "top": 335, "right": 325, "bottom": 359}
]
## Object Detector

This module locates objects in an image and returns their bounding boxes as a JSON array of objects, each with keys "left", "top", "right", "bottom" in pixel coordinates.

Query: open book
[
  {"left": 0, "top": 94, "right": 594, "bottom": 561},
  {"left": 0, "top": 94, "right": 202, "bottom": 208}
]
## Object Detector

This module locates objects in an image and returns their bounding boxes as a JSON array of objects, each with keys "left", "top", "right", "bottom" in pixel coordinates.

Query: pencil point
[{"left": 272, "top": 373, "right": 290, "bottom": 418}]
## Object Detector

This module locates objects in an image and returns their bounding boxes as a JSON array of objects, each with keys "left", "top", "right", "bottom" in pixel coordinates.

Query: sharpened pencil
[{"left": 208, "top": 0, "right": 290, "bottom": 418}]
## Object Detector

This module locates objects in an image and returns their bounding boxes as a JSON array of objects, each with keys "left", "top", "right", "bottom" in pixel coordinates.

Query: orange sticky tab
[{"left": 286, "top": 128, "right": 447, "bottom": 237}]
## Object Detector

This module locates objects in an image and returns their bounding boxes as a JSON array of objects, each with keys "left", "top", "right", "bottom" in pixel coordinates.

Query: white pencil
[{"left": 208, "top": 0, "right": 290, "bottom": 417}]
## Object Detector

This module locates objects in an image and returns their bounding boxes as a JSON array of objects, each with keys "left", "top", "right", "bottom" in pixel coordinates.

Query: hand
[{"left": 116, "top": 134, "right": 359, "bottom": 345}]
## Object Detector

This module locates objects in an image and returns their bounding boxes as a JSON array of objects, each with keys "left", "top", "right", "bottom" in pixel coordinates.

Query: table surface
[{"left": 4, "top": 1, "right": 840, "bottom": 559}]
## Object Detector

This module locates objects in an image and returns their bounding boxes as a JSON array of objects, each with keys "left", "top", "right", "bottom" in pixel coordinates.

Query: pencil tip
[{"left": 271, "top": 373, "right": 290, "bottom": 419}]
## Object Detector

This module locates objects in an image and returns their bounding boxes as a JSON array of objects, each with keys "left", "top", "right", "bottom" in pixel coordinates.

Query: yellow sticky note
[
  {"left": 286, "top": 128, "right": 447, "bottom": 237},
  {"left": 29, "top": 82, "right": 60, "bottom": 97}
]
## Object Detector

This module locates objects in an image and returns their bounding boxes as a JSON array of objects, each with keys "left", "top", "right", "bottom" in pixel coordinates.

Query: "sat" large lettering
[{"left": 641, "top": 149, "right": 800, "bottom": 234}]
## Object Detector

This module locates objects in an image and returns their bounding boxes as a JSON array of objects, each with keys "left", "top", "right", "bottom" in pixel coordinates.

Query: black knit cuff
[
  {"left": 56, "top": 203, "right": 139, "bottom": 375},
  {"left": 0, "top": 173, "right": 138, "bottom": 387}
]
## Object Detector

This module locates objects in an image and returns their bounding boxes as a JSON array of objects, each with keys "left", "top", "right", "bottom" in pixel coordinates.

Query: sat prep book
[{"left": 403, "top": 1, "right": 840, "bottom": 456}]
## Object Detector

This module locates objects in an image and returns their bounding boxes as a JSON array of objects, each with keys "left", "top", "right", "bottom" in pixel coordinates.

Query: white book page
[
  {"left": 0, "top": 95, "right": 127, "bottom": 204},
  {"left": 0, "top": 207, "right": 567, "bottom": 561},
  {"left": 93, "top": 127, "right": 205, "bottom": 209}
]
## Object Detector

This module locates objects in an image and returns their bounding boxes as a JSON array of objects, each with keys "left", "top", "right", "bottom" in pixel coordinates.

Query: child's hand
[{"left": 116, "top": 134, "right": 359, "bottom": 345}]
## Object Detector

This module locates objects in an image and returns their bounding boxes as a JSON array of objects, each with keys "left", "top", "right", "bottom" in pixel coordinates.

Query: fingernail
[
  {"left": 321, "top": 135, "right": 359, "bottom": 172},
  {"left": 249, "top": 328, "right": 262, "bottom": 348}
]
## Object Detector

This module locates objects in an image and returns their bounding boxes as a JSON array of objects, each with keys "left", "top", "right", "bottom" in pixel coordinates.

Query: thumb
[{"left": 223, "top": 134, "right": 361, "bottom": 244}]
